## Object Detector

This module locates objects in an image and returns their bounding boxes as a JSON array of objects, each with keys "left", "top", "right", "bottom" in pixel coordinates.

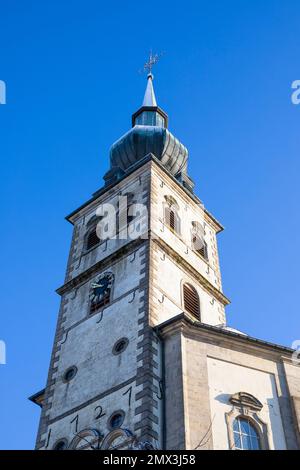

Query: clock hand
[{"left": 91, "top": 282, "right": 103, "bottom": 289}]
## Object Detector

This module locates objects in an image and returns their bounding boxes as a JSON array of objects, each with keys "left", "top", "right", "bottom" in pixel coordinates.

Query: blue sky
[{"left": 0, "top": 0, "right": 299, "bottom": 449}]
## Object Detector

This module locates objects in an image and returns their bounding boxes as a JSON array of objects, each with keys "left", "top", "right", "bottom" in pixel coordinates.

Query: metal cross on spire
[{"left": 143, "top": 50, "right": 162, "bottom": 76}]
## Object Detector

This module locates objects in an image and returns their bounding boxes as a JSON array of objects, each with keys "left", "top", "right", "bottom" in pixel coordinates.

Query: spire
[
  {"left": 142, "top": 73, "right": 157, "bottom": 107},
  {"left": 131, "top": 54, "right": 168, "bottom": 128},
  {"left": 132, "top": 71, "right": 168, "bottom": 128}
]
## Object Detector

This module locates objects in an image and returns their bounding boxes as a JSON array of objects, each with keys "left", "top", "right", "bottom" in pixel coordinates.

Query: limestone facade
[{"left": 32, "top": 157, "right": 300, "bottom": 450}]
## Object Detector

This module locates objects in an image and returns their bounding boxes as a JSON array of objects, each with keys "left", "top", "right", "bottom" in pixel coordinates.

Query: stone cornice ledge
[
  {"left": 65, "top": 154, "right": 224, "bottom": 233},
  {"left": 155, "top": 312, "right": 295, "bottom": 359},
  {"left": 56, "top": 237, "right": 147, "bottom": 296}
]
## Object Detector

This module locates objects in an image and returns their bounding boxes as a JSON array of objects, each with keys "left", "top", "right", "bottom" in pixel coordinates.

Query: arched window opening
[
  {"left": 192, "top": 234, "right": 208, "bottom": 260},
  {"left": 233, "top": 417, "right": 261, "bottom": 450},
  {"left": 86, "top": 228, "right": 100, "bottom": 250},
  {"left": 165, "top": 206, "right": 180, "bottom": 234},
  {"left": 85, "top": 215, "right": 104, "bottom": 251},
  {"left": 164, "top": 195, "right": 180, "bottom": 234},
  {"left": 183, "top": 283, "right": 200, "bottom": 319}
]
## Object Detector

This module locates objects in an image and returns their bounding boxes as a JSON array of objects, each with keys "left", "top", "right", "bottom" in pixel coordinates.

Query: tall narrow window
[
  {"left": 226, "top": 392, "right": 267, "bottom": 450},
  {"left": 167, "top": 208, "right": 175, "bottom": 230},
  {"left": 85, "top": 215, "right": 103, "bottom": 251},
  {"left": 232, "top": 417, "right": 261, "bottom": 450},
  {"left": 86, "top": 228, "right": 100, "bottom": 250},
  {"left": 183, "top": 283, "right": 200, "bottom": 319},
  {"left": 192, "top": 234, "right": 208, "bottom": 260},
  {"left": 164, "top": 195, "right": 180, "bottom": 235},
  {"left": 165, "top": 207, "right": 180, "bottom": 234}
]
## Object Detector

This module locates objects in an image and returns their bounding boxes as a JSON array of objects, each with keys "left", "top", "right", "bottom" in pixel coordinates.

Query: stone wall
[{"left": 159, "top": 317, "right": 300, "bottom": 450}]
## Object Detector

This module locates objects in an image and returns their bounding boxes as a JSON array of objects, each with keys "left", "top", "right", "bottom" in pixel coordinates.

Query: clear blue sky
[{"left": 0, "top": 0, "right": 299, "bottom": 450}]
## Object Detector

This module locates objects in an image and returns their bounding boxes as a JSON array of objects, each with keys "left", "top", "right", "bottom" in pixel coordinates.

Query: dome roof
[
  {"left": 104, "top": 73, "right": 194, "bottom": 192},
  {"left": 110, "top": 125, "right": 188, "bottom": 176}
]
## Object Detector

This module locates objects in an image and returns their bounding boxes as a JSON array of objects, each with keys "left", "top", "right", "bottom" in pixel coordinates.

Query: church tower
[{"left": 31, "top": 70, "right": 300, "bottom": 451}]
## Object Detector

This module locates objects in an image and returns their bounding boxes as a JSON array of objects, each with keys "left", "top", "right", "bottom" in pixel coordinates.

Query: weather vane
[{"left": 142, "top": 50, "right": 163, "bottom": 75}]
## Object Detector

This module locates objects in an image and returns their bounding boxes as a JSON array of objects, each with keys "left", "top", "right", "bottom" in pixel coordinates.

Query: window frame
[
  {"left": 84, "top": 214, "right": 104, "bottom": 252},
  {"left": 232, "top": 416, "right": 261, "bottom": 450},
  {"left": 182, "top": 282, "right": 201, "bottom": 320},
  {"left": 191, "top": 233, "right": 208, "bottom": 260},
  {"left": 164, "top": 205, "right": 181, "bottom": 235},
  {"left": 225, "top": 392, "right": 269, "bottom": 450},
  {"left": 85, "top": 226, "right": 101, "bottom": 251}
]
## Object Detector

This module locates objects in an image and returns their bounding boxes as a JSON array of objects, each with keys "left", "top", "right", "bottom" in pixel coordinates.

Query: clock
[
  {"left": 69, "top": 429, "right": 102, "bottom": 450},
  {"left": 90, "top": 272, "right": 114, "bottom": 313},
  {"left": 101, "top": 429, "right": 135, "bottom": 450}
]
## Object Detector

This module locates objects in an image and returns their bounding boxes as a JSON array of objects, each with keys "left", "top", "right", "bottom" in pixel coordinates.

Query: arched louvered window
[
  {"left": 86, "top": 227, "right": 100, "bottom": 251},
  {"left": 165, "top": 207, "right": 180, "bottom": 234},
  {"left": 84, "top": 214, "right": 103, "bottom": 251},
  {"left": 164, "top": 195, "right": 180, "bottom": 234},
  {"left": 183, "top": 283, "right": 200, "bottom": 319},
  {"left": 192, "top": 234, "right": 208, "bottom": 260}
]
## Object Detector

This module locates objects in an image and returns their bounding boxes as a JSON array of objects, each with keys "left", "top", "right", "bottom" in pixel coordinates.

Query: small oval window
[
  {"left": 53, "top": 439, "right": 68, "bottom": 450},
  {"left": 108, "top": 410, "right": 125, "bottom": 430},
  {"left": 112, "top": 338, "right": 129, "bottom": 355},
  {"left": 63, "top": 366, "right": 77, "bottom": 383}
]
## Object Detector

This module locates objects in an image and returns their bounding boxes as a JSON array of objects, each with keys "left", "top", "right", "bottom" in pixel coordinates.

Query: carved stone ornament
[{"left": 230, "top": 392, "right": 263, "bottom": 412}]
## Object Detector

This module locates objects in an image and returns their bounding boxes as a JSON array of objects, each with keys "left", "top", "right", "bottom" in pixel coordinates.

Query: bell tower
[
  {"left": 32, "top": 66, "right": 300, "bottom": 451},
  {"left": 31, "top": 68, "right": 229, "bottom": 450}
]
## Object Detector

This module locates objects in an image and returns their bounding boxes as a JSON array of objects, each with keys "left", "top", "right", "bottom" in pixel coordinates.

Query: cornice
[
  {"left": 56, "top": 237, "right": 148, "bottom": 296},
  {"left": 65, "top": 154, "right": 224, "bottom": 233},
  {"left": 155, "top": 313, "right": 295, "bottom": 360}
]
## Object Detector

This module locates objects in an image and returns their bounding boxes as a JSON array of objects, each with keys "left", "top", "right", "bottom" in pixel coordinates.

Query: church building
[{"left": 30, "top": 70, "right": 300, "bottom": 450}]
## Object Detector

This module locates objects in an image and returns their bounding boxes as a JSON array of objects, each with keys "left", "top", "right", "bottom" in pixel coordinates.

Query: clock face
[
  {"left": 90, "top": 272, "right": 114, "bottom": 312},
  {"left": 70, "top": 429, "right": 102, "bottom": 450},
  {"left": 93, "top": 277, "right": 110, "bottom": 296},
  {"left": 108, "top": 434, "right": 128, "bottom": 450},
  {"left": 101, "top": 429, "right": 135, "bottom": 450}
]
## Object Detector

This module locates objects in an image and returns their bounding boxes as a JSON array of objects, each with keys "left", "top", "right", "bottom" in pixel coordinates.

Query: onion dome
[{"left": 104, "top": 73, "right": 194, "bottom": 192}]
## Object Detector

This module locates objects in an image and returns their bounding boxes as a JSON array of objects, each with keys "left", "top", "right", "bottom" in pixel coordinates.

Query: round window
[
  {"left": 108, "top": 410, "right": 125, "bottom": 430},
  {"left": 112, "top": 338, "right": 129, "bottom": 355},
  {"left": 53, "top": 439, "right": 68, "bottom": 450},
  {"left": 63, "top": 366, "right": 77, "bottom": 382}
]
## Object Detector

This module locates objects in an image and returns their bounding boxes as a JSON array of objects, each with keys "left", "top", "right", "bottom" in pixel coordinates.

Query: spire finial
[
  {"left": 141, "top": 51, "right": 162, "bottom": 107},
  {"left": 143, "top": 50, "right": 161, "bottom": 76}
]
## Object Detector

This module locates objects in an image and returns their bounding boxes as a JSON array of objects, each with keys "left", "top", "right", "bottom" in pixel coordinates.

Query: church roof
[{"left": 109, "top": 125, "right": 188, "bottom": 178}]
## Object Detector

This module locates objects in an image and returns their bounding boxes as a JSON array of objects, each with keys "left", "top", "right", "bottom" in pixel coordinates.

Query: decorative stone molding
[
  {"left": 164, "top": 195, "right": 179, "bottom": 209},
  {"left": 230, "top": 392, "right": 263, "bottom": 412},
  {"left": 225, "top": 392, "right": 269, "bottom": 450}
]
